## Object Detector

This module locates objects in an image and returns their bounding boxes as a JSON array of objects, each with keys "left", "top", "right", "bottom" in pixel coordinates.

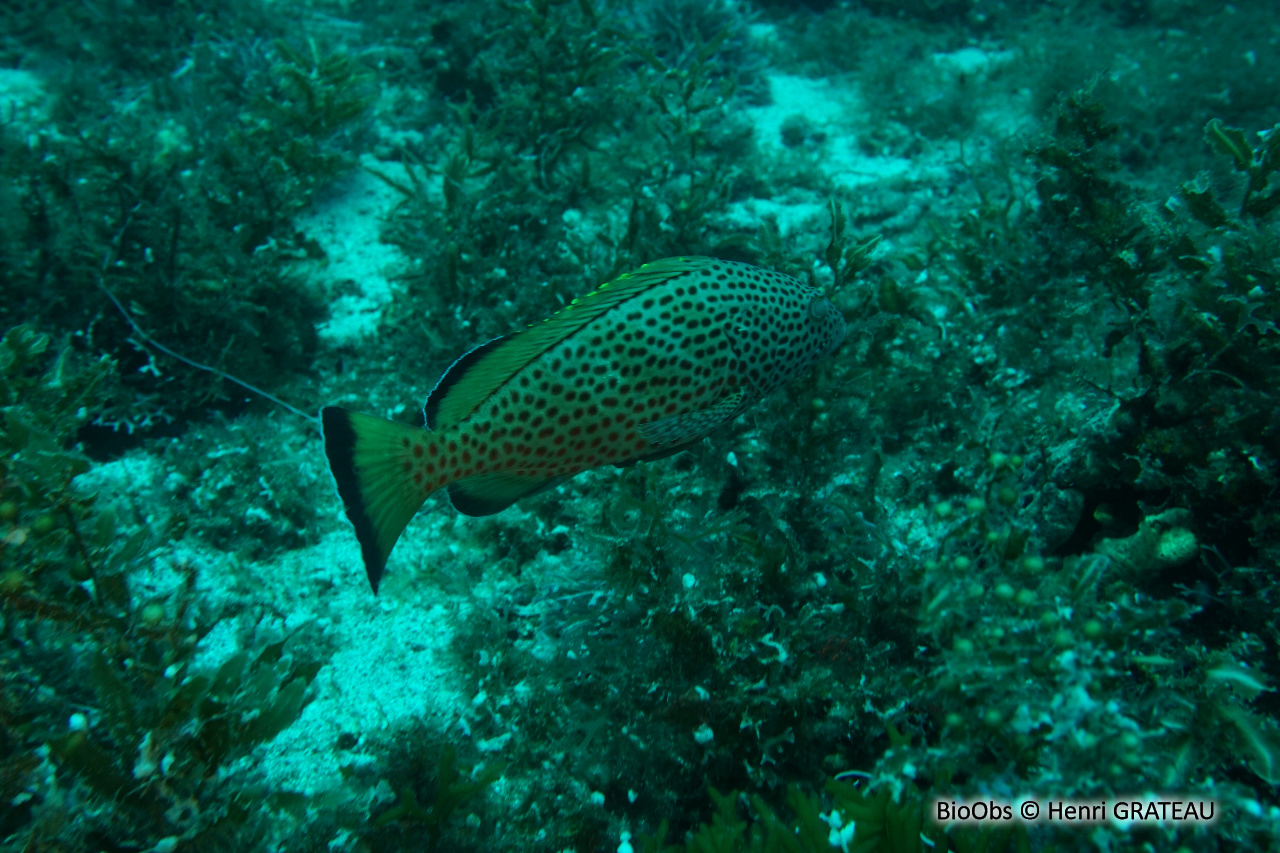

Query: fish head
[
  {"left": 722, "top": 261, "right": 848, "bottom": 398},
  {"left": 807, "top": 293, "right": 847, "bottom": 358}
]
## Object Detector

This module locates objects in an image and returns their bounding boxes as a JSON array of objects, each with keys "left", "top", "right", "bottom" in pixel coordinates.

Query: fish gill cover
[{"left": 1, "top": 0, "right": 1279, "bottom": 851}]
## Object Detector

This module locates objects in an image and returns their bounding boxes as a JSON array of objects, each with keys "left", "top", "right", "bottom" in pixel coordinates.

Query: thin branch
[{"left": 95, "top": 211, "right": 320, "bottom": 426}]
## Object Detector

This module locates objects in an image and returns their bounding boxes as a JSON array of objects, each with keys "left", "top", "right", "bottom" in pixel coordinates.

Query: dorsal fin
[
  {"left": 425, "top": 257, "right": 713, "bottom": 429},
  {"left": 424, "top": 335, "right": 506, "bottom": 430}
]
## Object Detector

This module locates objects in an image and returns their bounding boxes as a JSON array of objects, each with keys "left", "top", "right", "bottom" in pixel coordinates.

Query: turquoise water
[{"left": 1, "top": 1, "right": 1278, "bottom": 850}]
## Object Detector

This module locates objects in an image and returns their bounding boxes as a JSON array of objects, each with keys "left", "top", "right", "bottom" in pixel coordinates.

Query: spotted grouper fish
[{"left": 323, "top": 256, "right": 846, "bottom": 592}]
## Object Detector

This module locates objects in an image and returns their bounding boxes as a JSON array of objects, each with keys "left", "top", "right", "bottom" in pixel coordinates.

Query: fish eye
[{"left": 808, "top": 296, "right": 832, "bottom": 318}]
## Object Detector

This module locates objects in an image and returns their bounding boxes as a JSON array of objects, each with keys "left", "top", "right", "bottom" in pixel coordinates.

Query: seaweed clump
[
  {"left": 0, "top": 325, "right": 324, "bottom": 850},
  {"left": 0, "top": 26, "right": 375, "bottom": 435}
]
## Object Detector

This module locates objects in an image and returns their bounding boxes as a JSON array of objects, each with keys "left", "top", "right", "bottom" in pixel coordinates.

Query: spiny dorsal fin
[{"left": 427, "top": 257, "right": 713, "bottom": 429}]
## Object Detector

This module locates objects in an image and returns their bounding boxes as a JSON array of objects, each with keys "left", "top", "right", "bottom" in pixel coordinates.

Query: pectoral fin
[{"left": 637, "top": 387, "right": 749, "bottom": 447}]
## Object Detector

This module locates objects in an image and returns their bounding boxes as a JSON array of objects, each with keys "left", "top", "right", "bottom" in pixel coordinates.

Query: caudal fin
[{"left": 321, "top": 407, "right": 432, "bottom": 593}]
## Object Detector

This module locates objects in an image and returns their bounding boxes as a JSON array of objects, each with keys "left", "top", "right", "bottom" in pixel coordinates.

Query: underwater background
[{"left": 2, "top": 0, "right": 1280, "bottom": 850}]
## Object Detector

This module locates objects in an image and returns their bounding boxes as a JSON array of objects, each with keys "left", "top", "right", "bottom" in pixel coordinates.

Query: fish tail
[{"left": 321, "top": 406, "right": 438, "bottom": 593}]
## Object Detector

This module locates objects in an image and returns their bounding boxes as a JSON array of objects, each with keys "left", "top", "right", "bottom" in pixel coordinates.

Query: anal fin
[{"left": 448, "top": 471, "right": 572, "bottom": 517}]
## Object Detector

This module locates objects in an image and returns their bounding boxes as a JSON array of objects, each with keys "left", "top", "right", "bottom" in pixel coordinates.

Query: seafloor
[{"left": 2, "top": 0, "right": 1279, "bottom": 851}]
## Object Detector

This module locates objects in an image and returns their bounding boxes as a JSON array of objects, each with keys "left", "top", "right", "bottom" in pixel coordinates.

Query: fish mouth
[
  {"left": 824, "top": 318, "right": 848, "bottom": 356},
  {"left": 810, "top": 296, "right": 847, "bottom": 356}
]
